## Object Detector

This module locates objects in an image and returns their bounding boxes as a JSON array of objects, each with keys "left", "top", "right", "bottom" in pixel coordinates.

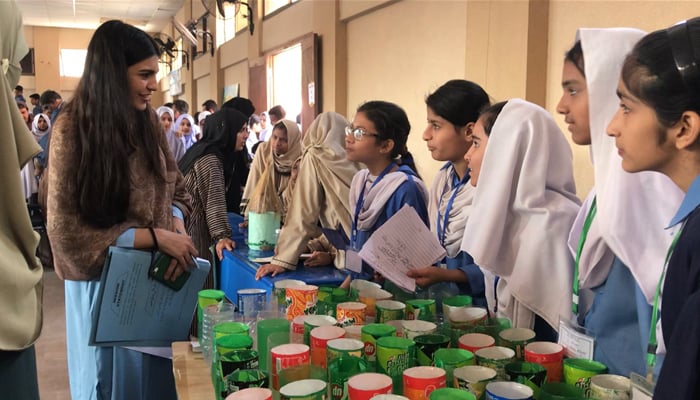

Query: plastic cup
[
  {"left": 256, "top": 318, "right": 289, "bottom": 373},
  {"left": 362, "top": 324, "right": 397, "bottom": 369},
  {"left": 402, "top": 366, "right": 446, "bottom": 400},
  {"left": 376, "top": 336, "right": 416, "bottom": 394},
  {"left": 347, "top": 372, "right": 393, "bottom": 400},
  {"left": 327, "top": 338, "right": 364, "bottom": 364},
  {"left": 350, "top": 279, "right": 382, "bottom": 297},
  {"left": 219, "top": 350, "right": 260, "bottom": 385},
  {"left": 216, "top": 334, "right": 254, "bottom": 354},
  {"left": 375, "top": 300, "right": 406, "bottom": 323},
  {"left": 429, "top": 387, "right": 475, "bottom": 400},
  {"left": 225, "top": 369, "right": 269, "bottom": 394},
  {"left": 405, "top": 299, "right": 436, "bottom": 321},
  {"left": 475, "top": 346, "right": 515, "bottom": 380},
  {"left": 475, "top": 317, "right": 511, "bottom": 339},
  {"left": 589, "top": 374, "right": 631, "bottom": 400},
  {"left": 274, "top": 279, "right": 305, "bottom": 312},
  {"left": 458, "top": 333, "right": 496, "bottom": 354},
  {"left": 504, "top": 362, "right": 547, "bottom": 397},
  {"left": 237, "top": 288, "right": 268, "bottom": 319},
  {"left": 310, "top": 325, "right": 345, "bottom": 368},
  {"left": 214, "top": 322, "right": 251, "bottom": 339},
  {"left": 328, "top": 356, "right": 370, "bottom": 400},
  {"left": 453, "top": 365, "right": 497, "bottom": 400},
  {"left": 198, "top": 289, "right": 226, "bottom": 340},
  {"left": 270, "top": 343, "right": 310, "bottom": 390},
  {"left": 369, "top": 395, "right": 409, "bottom": 400},
  {"left": 202, "top": 302, "right": 236, "bottom": 363},
  {"left": 337, "top": 302, "right": 368, "bottom": 327},
  {"left": 414, "top": 334, "right": 451, "bottom": 366},
  {"left": 291, "top": 315, "right": 309, "bottom": 344},
  {"left": 562, "top": 358, "right": 607, "bottom": 392},
  {"left": 344, "top": 324, "right": 364, "bottom": 340},
  {"left": 433, "top": 348, "right": 474, "bottom": 387},
  {"left": 384, "top": 320, "right": 405, "bottom": 337},
  {"left": 498, "top": 328, "right": 536, "bottom": 360},
  {"left": 304, "top": 315, "right": 338, "bottom": 345},
  {"left": 359, "top": 288, "right": 393, "bottom": 318},
  {"left": 286, "top": 285, "right": 319, "bottom": 320},
  {"left": 448, "top": 307, "right": 487, "bottom": 329},
  {"left": 279, "top": 378, "right": 327, "bottom": 400},
  {"left": 225, "top": 387, "right": 273, "bottom": 400},
  {"left": 441, "top": 296, "right": 473, "bottom": 321},
  {"left": 524, "top": 342, "right": 564, "bottom": 383},
  {"left": 539, "top": 382, "right": 586, "bottom": 400},
  {"left": 485, "top": 381, "right": 533, "bottom": 400},
  {"left": 402, "top": 320, "right": 437, "bottom": 340}
]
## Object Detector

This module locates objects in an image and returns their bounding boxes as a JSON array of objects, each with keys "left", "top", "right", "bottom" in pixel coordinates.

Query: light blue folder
[{"left": 89, "top": 246, "right": 210, "bottom": 347}]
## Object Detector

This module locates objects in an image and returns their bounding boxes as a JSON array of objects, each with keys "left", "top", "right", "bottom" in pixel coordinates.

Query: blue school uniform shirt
[
  {"left": 352, "top": 165, "right": 429, "bottom": 277},
  {"left": 654, "top": 174, "right": 700, "bottom": 399}
]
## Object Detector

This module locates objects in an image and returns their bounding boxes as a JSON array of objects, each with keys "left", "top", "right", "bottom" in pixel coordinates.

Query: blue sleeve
[
  {"left": 114, "top": 228, "right": 135, "bottom": 248},
  {"left": 172, "top": 205, "right": 183, "bottom": 220},
  {"left": 36, "top": 135, "right": 49, "bottom": 167},
  {"left": 386, "top": 179, "right": 430, "bottom": 226},
  {"left": 446, "top": 251, "right": 486, "bottom": 304}
]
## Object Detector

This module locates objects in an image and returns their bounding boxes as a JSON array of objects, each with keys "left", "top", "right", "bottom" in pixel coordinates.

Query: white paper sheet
[{"left": 358, "top": 205, "right": 446, "bottom": 292}]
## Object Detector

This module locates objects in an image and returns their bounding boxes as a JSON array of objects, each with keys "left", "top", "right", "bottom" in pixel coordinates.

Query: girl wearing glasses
[
  {"left": 606, "top": 18, "right": 700, "bottom": 398},
  {"left": 345, "top": 100, "right": 430, "bottom": 278},
  {"left": 406, "top": 80, "right": 489, "bottom": 308},
  {"left": 462, "top": 99, "right": 580, "bottom": 341}
]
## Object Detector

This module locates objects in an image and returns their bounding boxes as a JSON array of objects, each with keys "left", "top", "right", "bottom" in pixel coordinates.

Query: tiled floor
[{"left": 35, "top": 270, "right": 70, "bottom": 400}]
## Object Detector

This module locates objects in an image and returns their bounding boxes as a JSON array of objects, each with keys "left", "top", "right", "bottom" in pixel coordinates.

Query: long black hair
[
  {"left": 425, "top": 79, "right": 490, "bottom": 128},
  {"left": 67, "top": 20, "right": 163, "bottom": 228},
  {"left": 565, "top": 41, "right": 585, "bottom": 77},
  {"left": 357, "top": 100, "right": 420, "bottom": 177}
]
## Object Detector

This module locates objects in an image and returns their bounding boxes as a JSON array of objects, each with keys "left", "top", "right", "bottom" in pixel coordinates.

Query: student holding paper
[
  {"left": 345, "top": 101, "right": 430, "bottom": 277},
  {"left": 407, "top": 80, "right": 490, "bottom": 307},
  {"left": 47, "top": 20, "right": 195, "bottom": 400},
  {"left": 461, "top": 100, "right": 580, "bottom": 341}
]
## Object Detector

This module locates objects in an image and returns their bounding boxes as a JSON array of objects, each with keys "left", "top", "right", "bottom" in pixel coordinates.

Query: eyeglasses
[{"left": 345, "top": 126, "right": 379, "bottom": 141}]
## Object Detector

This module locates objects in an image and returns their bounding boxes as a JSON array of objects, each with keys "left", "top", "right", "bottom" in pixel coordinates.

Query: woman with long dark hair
[{"left": 47, "top": 20, "right": 195, "bottom": 399}]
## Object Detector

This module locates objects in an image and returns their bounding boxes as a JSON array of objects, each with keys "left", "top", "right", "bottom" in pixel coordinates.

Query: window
[
  {"left": 216, "top": 6, "right": 249, "bottom": 47},
  {"left": 264, "top": 0, "right": 299, "bottom": 16},
  {"left": 59, "top": 49, "right": 87, "bottom": 77},
  {"left": 268, "top": 44, "right": 302, "bottom": 122}
]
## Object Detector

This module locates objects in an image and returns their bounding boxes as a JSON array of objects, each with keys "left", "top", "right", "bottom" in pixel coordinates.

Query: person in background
[
  {"left": 220, "top": 96, "right": 254, "bottom": 213},
  {"left": 606, "top": 17, "right": 700, "bottom": 397},
  {"left": 163, "top": 101, "right": 173, "bottom": 109},
  {"left": 178, "top": 108, "right": 247, "bottom": 288},
  {"left": 29, "top": 93, "right": 41, "bottom": 116},
  {"left": 245, "top": 113, "right": 261, "bottom": 158},
  {"left": 0, "top": 2, "right": 43, "bottom": 397},
  {"left": 40, "top": 90, "right": 63, "bottom": 123},
  {"left": 557, "top": 29, "right": 683, "bottom": 377},
  {"left": 17, "top": 101, "right": 31, "bottom": 129},
  {"left": 14, "top": 84, "right": 24, "bottom": 103},
  {"left": 407, "top": 79, "right": 490, "bottom": 308},
  {"left": 172, "top": 99, "right": 189, "bottom": 120},
  {"left": 174, "top": 113, "right": 197, "bottom": 151},
  {"left": 157, "top": 105, "right": 185, "bottom": 162},
  {"left": 256, "top": 112, "right": 362, "bottom": 278},
  {"left": 47, "top": 20, "right": 195, "bottom": 400},
  {"left": 197, "top": 110, "right": 210, "bottom": 141},
  {"left": 261, "top": 105, "right": 286, "bottom": 141},
  {"left": 20, "top": 113, "right": 51, "bottom": 201},
  {"left": 202, "top": 99, "right": 217, "bottom": 113},
  {"left": 462, "top": 100, "right": 580, "bottom": 341}
]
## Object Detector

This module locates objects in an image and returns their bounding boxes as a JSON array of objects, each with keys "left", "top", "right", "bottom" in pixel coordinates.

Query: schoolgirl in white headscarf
[
  {"left": 462, "top": 99, "right": 580, "bottom": 339},
  {"left": 157, "top": 106, "right": 185, "bottom": 161},
  {"left": 20, "top": 113, "right": 51, "bottom": 199},
  {"left": 174, "top": 113, "right": 197, "bottom": 151}
]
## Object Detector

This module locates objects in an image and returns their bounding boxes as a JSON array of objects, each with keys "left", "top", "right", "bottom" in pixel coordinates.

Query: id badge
[
  {"left": 558, "top": 319, "right": 595, "bottom": 359},
  {"left": 345, "top": 247, "right": 363, "bottom": 273},
  {"left": 630, "top": 372, "right": 654, "bottom": 400}
]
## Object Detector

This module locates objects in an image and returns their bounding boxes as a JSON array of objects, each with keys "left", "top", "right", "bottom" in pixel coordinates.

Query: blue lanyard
[
  {"left": 436, "top": 167, "right": 469, "bottom": 246},
  {"left": 351, "top": 163, "right": 396, "bottom": 245}
]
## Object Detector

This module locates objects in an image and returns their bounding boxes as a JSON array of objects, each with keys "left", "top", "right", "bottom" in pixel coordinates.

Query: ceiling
[{"left": 15, "top": 0, "right": 186, "bottom": 33}]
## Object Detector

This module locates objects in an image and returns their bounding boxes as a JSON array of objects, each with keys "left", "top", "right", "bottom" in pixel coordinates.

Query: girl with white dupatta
[
  {"left": 557, "top": 29, "right": 683, "bottom": 377},
  {"left": 157, "top": 105, "right": 185, "bottom": 162},
  {"left": 346, "top": 100, "right": 430, "bottom": 279},
  {"left": 407, "top": 80, "right": 490, "bottom": 307},
  {"left": 20, "top": 113, "right": 50, "bottom": 200},
  {"left": 462, "top": 99, "right": 581, "bottom": 340},
  {"left": 174, "top": 113, "right": 197, "bottom": 151}
]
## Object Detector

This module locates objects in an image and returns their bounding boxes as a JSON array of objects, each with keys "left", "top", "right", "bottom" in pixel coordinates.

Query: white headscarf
[
  {"left": 572, "top": 29, "right": 684, "bottom": 302},
  {"left": 0, "top": 0, "right": 43, "bottom": 349},
  {"left": 175, "top": 113, "right": 197, "bottom": 150},
  {"left": 428, "top": 163, "right": 476, "bottom": 257},
  {"left": 31, "top": 112, "right": 51, "bottom": 141},
  {"left": 461, "top": 99, "right": 581, "bottom": 330}
]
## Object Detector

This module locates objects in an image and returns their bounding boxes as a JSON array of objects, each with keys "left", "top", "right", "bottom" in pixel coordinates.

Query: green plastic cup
[
  {"left": 225, "top": 369, "right": 268, "bottom": 394},
  {"left": 198, "top": 289, "right": 225, "bottom": 341},
  {"left": 499, "top": 328, "right": 536, "bottom": 360},
  {"left": 505, "top": 361, "right": 547, "bottom": 398},
  {"left": 256, "top": 318, "right": 290, "bottom": 373},
  {"left": 405, "top": 299, "right": 437, "bottom": 321},
  {"left": 218, "top": 349, "right": 259, "bottom": 382},
  {"left": 434, "top": 348, "right": 475, "bottom": 387},
  {"left": 562, "top": 358, "right": 608, "bottom": 392},
  {"left": 326, "top": 338, "right": 364, "bottom": 364},
  {"left": 539, "top": 382, "right": 586, "bottom": 400},
  {"left": 328, "top": 356, "right": 369, "bottom": 400},
  {"left": 429, "top": 387, "right": 476, "bottom": 400},
  {"left": 279, "top": 378, "right": 327, "bottom": 400},
  {"left": 376, "top": 336, "right": 416, "bottom": 394},
  {"left": 475, "top": 317, "right": 511, "bottom": 338},
  {"left": 361, "top": 323, "right": 397, "bottom": 370},
  {"left": 213, "top": 321, "right": 250, "bottom": 339},
  {"left": 303, "top": 315, "right": 337, "bottom": 346},
  {"left": 442, "top": 295, "right": 473, "bottom": 323},
  {"left": 216, "top": 334, "right": 254, "bottom": 354},
  {"left": 375, "top": 300, "right": 406, "bottom": 323},
  {"left": 414, "top": 334, "right": 451, "bottom": 366}
]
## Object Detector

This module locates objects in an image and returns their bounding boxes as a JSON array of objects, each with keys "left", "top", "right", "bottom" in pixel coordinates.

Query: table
[
  {"left": 172, "top": 341, "right": 215, "bottom": 400},
  {"left": 219, "top": 247, "right": 349, "bottom": 304}
]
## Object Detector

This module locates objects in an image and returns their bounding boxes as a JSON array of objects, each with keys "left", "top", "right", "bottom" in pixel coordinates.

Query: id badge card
[
  {"left": 630, "top": 372, "right": 654, "bottom": 400},
  {"left": 345, "top": 246, "right": 363, "bottom": 274},
  {"left": 558, "top": 318, "right": 595, "bottom": 359}
]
